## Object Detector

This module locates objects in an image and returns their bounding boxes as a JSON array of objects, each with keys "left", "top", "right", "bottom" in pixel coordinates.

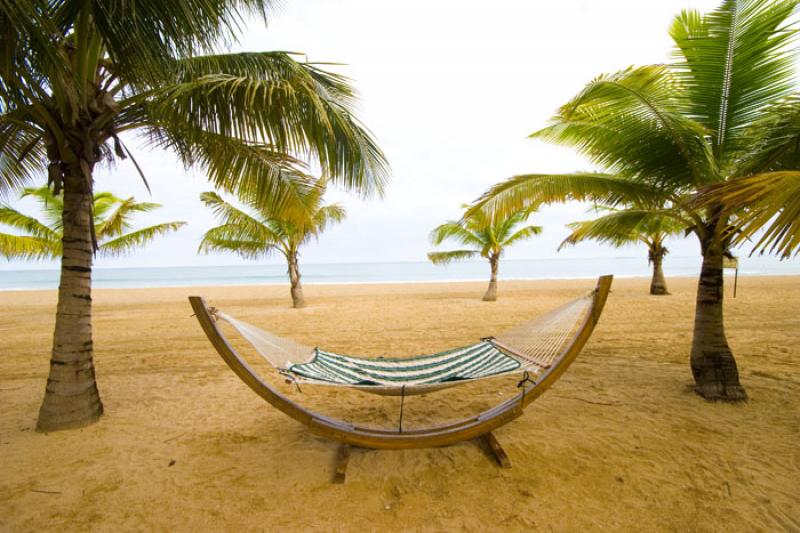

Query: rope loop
[
  {"left": 279, "top": 369, "right": 303, "bottom": 393},
  {"left": 517, "top": 370, "right": 535, "bottom": 389},
  {"left": 517, "top": 370, "right": 536, "bottom": 404}
]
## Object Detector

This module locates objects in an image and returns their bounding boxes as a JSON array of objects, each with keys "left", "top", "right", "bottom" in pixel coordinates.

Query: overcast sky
[{"left": 4, "top": 0, "right": 753, "bottom": 271}]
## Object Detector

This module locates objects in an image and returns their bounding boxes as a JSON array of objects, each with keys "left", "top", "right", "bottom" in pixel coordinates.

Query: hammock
[
  {"left": 189, "top": 275, "right": 613, "bottom": 482},
  {"left": 214, "top": 294, "right": 591, "bottom": 395}
]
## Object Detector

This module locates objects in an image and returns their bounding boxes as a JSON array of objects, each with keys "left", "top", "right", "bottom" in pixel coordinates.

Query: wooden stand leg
[
  {"left": 333, "top": 444, "right": 351, "bottom": 484},
  {"left": 484, "top": 432, "right": 512, "bottom": 468}
]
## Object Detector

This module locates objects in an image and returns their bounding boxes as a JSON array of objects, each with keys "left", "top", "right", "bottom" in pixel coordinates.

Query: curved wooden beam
[{"left": 188, "top": 275, "right": 612, "bottom": 450}]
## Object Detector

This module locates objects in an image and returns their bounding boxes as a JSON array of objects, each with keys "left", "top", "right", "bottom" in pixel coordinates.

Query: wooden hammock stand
[{"left": 189, "top": 275, "right": 612, "bottom": 483}]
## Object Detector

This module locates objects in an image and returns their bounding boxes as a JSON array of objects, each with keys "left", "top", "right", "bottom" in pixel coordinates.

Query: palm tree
[
  {"left": 0, "top": 1, "right": 387, "bottom": 431},
  {"left": 0, "top": 186, "right": 185, "bottom": 259},
  {"left": 428, "top": 205, "right": 542, "bottom": 301},
  {"left": 471, "top": 0, "right": 800, "bottom": 401},
  {"left": 560, "top": 207, "right": 685, "bottom": 295},
  {"left": 199, "top": 179, "right": 345, "bottom": 308}
]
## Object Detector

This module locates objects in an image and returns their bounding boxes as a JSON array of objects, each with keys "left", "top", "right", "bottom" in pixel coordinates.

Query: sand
[{"left": 0, "top": 276, "right": 798, "bottom": 532}]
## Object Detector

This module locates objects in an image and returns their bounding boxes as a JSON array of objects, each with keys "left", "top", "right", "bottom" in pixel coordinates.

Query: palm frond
[
  {"left": 198, "top": 224, "right": 279, "bottom": 259},
  {"left": 429, "top": 221, "right": 485, "bottom": 248},
  {"left": 734, "top": 93, "right": 800, "bottom": 175},
  {"left": 559, "top": 208, "right": 686, "bottom": 249},
  {"left": 471, "top": 173, "right": 670, "bottom": 221},
  {"left": 99, "top": 221, "right": 186, "bottom": 257},
  {"left": 698, "top": 171, "right": 800, "bottom": 258},
  {"left": 0, "top": 117, "right": 47, "bottom": 194},
  {"left": 141, "top": 125, "right": 317, "bottom": 219},
  {"left": 19, "top": 185, "right": 63, "bottom": 228},
  {"left": 502, "top": 225, "right": 543, "bottom": 247},
  {"left": 139, "top": 51, "right": 388, "bottom": 196},
  {"left": 95, "top": 197, "right": 161, "bottom": 238},
  {"left": 535, "top": 65, "right": 716, "bottom": 186},
  {"left": 0, "top": 205, "right": 58, "bottom": 239},
  {"left": 427, "top": 250, "right": 479, "bottom": 265},
  {"left": 0, "top": 232, "right": 56, "bottom": 260},
  {"left": 57, "top": 1, "right": 276, "bottom": 89},
  {"left": 669, "top": 0, "right": 800, "bottom": 169},
  {"left": 309, "top": 203, "right": 346, "bottom": 236}
]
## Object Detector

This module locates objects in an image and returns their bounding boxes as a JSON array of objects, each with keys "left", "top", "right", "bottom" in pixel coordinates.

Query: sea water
[{"left": 1, "top": 255, "right": 798, "bottom": 290}]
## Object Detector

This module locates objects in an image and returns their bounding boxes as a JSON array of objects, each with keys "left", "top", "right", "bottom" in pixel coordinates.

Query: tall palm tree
[
  {"left": 0, "top": 1, "right": 387, "bottom": 431},
  {"left": 428, "top": 205, "right": 542, "bottom": 301},
  {"left": 199, "top": 179, "right": 345, "bottom": 308},
  {"left": 560, "top": 207, "right": 685, "bottom": 295},
  {"left": 0, "top": 186, "right": 185, "bottom": 259},
  {"left": 471, "top": 0, "right": 800, "bottom": 401}
]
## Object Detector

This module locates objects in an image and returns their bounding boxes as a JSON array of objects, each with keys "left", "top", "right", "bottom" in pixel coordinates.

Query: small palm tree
[
  {"left": 0, "top": 186, "right": 185, "bottom": 259},
  {"left": 428, "top": 206, "right": 542, "bottom": 301},
  {"left": 199, "top": 180, "right": 344, "bottom": 308},
  {"left": 560, "top": 207, "right": 685, "bottom": 295}
]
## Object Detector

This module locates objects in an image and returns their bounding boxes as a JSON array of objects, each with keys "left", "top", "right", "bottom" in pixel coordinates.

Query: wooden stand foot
[
  {"left": 484, "top": 432, "right": 512, "bottom": 468},
  {"left": 333, "top": 444, "right": 351, "bottom": 484}
]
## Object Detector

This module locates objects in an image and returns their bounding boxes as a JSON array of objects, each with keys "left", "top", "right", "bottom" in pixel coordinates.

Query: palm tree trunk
[
  {"left": 649, "top": 246, "right": 669, "bottom": 295},
  {"left": 288, "top": 252, "right": 306, "bottom": 308},
  {"left": 690, "top": 240, "right": 747, "bottom": 402},
  {"left": 37, "top": 166, "right": 103, "bottom": 431},
  {"left": 483, "top": 255, "right": 499, "bottom": 301}
]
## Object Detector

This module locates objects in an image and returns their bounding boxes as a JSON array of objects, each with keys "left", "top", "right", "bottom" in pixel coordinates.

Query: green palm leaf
[
  {"left": 427, "top": 250, "right": 480, "bottom": 265},
  {"left": 537, "top": 66, "right": 715, "bottom": 185},
  {"left": 471, "top": 173, "right": 671, "bottom": 220},
  {"left": 502, "top": 225, "right": 543, "bottom": 247},
  {"left": 560, "top": 209, "right": 684, "bottom": 249},
  {"left": 669, "top": 0, "right": 800, "bottom": 169},
  {"left": 100, "top": 221, "right": 187, "bottom": 257},
  {"left": 0, "top": 232, "right": 56, "bottom": 260},
  {"left": 429, "top": 221, "right": 485, "bottom": 248},
  {"left": 0, "top": 205, "right": 59, "bottom": 239},
  {"left": 136, "top": 52, "right": 388, "bottom": 197},
  {"left": 699, "top": 171, "right": 800, "bottom": 257}
]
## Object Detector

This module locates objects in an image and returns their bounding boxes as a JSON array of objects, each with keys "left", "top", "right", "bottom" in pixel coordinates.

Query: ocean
[{"left": 1, "top": 255, "right": 799, "bottom": 290}]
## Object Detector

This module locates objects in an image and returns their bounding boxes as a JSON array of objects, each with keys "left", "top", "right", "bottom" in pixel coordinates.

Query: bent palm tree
[
  {"left": 0, "top": 186, "right": 185, "bottom": 259},
  {"left": 1, "top": 1, "right": 387, "bottom": 430},
  {"left": 471, "top": 0, "right": 800, "bottom": 401},
  {"left": 428, "top": 206, "right": 542, "bottom": 301},
  {"left": 199, "top": 180, "right": 345, "bottom": 308},
  {"left": 561, "top": 207, "right": 684, "bottom": 295}
]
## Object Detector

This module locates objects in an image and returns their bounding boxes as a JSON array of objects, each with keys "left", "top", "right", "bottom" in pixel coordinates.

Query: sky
[{"left": 3, "top": 0, "right": 758, "bottom": 271}]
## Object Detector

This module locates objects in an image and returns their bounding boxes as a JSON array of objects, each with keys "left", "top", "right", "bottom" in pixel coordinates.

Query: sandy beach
[{"left": 1, "top": 276, "right": 798, "bottom": 531}]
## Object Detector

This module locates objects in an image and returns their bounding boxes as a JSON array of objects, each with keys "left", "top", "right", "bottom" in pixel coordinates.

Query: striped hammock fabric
[{"left": 287, "top": 341, "right": 521, "bottom": 387}]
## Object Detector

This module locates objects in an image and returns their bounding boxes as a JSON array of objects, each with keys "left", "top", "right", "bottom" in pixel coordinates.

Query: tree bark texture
[
  {"left": 288, "top": 253, "right": 306, "bottom": 308},
  {"left": 690, "top": 241, "right": 747, "bottom": 402},
  {"left": 37, "top": 166, "right": 104, "bottom": 431},
  {"left": 648, "top": 246, "right": 669, "bottom": 295},
  {"left": 483, "top": 255, "right": 499, "bottom": 302}
]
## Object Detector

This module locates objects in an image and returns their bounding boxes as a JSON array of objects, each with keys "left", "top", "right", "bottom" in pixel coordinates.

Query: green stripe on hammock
[{"left": 288, "top": 341, "right": 521, "bottom": 386}]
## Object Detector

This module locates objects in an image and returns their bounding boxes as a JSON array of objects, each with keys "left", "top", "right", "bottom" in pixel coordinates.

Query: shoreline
[{"left": 1, "top": 271, "right": 797, "bottom": 293}]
